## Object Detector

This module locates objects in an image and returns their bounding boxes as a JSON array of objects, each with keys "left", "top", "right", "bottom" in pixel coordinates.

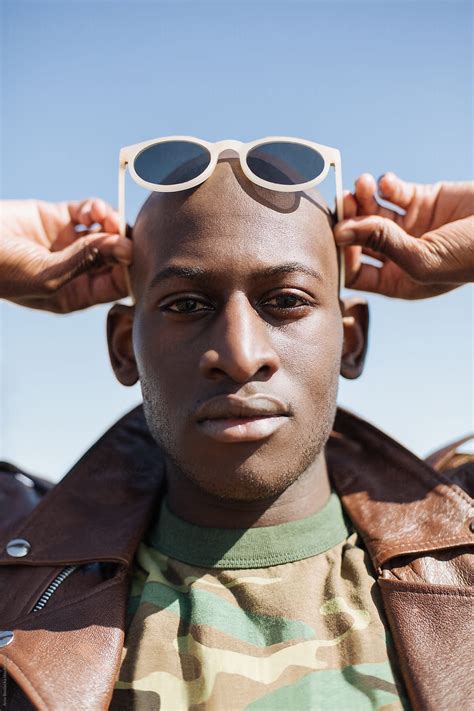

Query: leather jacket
[{"left": 0, "top": 404, "right": 472, "bottom": 710}]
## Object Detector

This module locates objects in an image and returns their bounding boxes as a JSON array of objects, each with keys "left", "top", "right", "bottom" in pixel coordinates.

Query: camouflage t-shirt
[{"left": 111, "top": 492, "right": 409, "bottom": 711}]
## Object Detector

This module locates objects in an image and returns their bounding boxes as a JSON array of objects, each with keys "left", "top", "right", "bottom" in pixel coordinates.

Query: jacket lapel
[
  {"left": 1, "top": 405, "right": 165, "bottom": 711},
  {"left": 329, "top": 408, "right": 474, "bottom": 711}
]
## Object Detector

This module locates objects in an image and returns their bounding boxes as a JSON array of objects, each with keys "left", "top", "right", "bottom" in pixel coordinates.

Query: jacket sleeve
[{"left": 0, "top": 460, "right": 55, "bottom": 535}]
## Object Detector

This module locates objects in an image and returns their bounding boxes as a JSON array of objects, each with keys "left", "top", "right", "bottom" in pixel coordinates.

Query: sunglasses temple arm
[
  {"left": 118, "top": 160, "right": 127, "bottom": 237},
  {"left": 333, "top": 157, "right": 345, "bottom": 293},
  {"left": 118, "top": 159, "right": 135, "bottom": 303}
]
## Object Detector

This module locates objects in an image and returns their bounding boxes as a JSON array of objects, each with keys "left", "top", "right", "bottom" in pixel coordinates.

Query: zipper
[{"left": 31, "top": 565, "right": 78, "bottom": 612}]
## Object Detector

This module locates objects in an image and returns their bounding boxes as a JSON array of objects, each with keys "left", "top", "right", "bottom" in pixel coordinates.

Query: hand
[
  {"left": 334, "top": 173, "right": 474, "bottom": 299},
  {"left": 0, "top": 198, "right": 132, "bottom": 312}
]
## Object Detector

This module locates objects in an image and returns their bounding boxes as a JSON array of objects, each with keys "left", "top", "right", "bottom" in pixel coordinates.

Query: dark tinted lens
[
  {"left": 134, "top": 140, "right": 211, "bottom": 185},
  {"left": 246, "top": 142, "right": 325, "bottom": 185}
]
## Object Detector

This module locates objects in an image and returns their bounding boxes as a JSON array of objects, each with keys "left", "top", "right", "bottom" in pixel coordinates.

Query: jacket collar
[{"left": 1, "top": 404, "right": 472, "bottom": 571}]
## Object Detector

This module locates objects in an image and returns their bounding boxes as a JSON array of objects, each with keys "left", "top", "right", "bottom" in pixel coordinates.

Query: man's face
[{"left": 109, "top": 159, "right": 357, "bottom": 501}]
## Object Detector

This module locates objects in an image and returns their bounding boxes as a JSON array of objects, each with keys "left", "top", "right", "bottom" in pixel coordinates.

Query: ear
[
  {"left": 340, "top": 297, "right": 369, "bottom": 379},
  {"left": 106, "top": 303, "right": 139, "bottom": 386}
]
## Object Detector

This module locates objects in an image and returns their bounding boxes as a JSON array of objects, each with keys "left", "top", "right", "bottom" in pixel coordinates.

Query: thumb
[
  {"left": 41, "top": 232, "right": 132, "bottom": 293},
  {"left": 334, "top": 216, "right": 426, "bottom": 277}
]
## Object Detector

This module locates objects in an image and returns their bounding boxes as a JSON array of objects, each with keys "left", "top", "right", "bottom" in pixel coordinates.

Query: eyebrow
[{"left": 147, "top": 262, "right": 323, "bottom": 294}]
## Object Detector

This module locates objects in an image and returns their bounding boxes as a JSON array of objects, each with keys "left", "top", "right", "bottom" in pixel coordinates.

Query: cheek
[
  {"left": 132, "top": 313, "right": 199, "bottom": 417},
  {"left": 133, "top": 311, "right": 186, "bottom": 375},
  {"left": 278, "top": 311, "right": 344, "bottom": 393}
]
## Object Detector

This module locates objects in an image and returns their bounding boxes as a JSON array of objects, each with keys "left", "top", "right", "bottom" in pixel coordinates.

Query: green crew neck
[{"left": 147, "top": 492, "right": 350, "bottom": 569}]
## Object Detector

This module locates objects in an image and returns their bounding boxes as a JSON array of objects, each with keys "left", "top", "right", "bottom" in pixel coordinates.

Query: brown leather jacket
[{"left": 0, "top": 405, "right": 473, "bottom": 710}]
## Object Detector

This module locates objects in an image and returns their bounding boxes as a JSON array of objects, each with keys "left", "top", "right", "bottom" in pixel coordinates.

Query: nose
[{"left": 199, "top": 293, "right": 281, "bottom": 383}]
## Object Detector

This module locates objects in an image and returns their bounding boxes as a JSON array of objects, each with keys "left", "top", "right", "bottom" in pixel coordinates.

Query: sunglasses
[{"left": 118, "top": 135, "right": 345, "bottom": 299}]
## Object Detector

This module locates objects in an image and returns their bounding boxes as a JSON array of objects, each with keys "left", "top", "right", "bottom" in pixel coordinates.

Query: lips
[{"left": 194, "top": 394, "right": 290, "bottom": 443}]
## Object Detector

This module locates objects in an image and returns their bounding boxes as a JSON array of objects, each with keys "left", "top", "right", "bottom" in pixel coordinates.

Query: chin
[
  {"left": 186, "top": 467, "right": 295, "bottom": 502},
  {"left": 174, "top": 433, "right": 325, "bottom": 502},
  {"left": 186, "top": 472, "right": 292, "bottom": 501}
]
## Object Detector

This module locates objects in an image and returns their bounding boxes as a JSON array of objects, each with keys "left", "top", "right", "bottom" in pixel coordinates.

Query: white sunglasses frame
[{"left": 118, "top": 135, "right": 345, "bottom": 300}]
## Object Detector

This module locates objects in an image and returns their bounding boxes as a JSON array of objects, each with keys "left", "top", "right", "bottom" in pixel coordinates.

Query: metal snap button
[
  {"left": 6, "top": 539, "right": 31, "bottom": 557},
  {"left": 0, "top": 631, "right": 14, "bottom": 648}
]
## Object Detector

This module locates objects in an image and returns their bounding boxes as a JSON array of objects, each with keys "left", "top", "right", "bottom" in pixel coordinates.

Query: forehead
[{"left": 131, "top": 160, "right": 338, "bottom": 292}]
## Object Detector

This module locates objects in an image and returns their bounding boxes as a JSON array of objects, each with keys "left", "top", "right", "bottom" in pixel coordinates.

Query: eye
[
  {"left": 262, "top": 292, "right": 312, "bottom": 311},
  {"left": 160, "top": 297, "right": 213, "bottom": 314}
]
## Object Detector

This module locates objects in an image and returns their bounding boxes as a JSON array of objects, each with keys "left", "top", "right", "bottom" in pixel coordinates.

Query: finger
[
  {"left": 360, "top": 246, "right": 387, "bottom": 263},
  {"left": 75, "top": 211, "right": 123, "bottom": 239},
  {"left": 30, "top": 262, "right": 130, "bottom": 313},
  {"left": 67, "top": 263, "right": 130, "bottom": 310},
  {"left": 78, "top": 199, "right": 108, "bottom": 228},
  {"left": 378, "top": 172, "right": 416, "bottom": 210},
  {"left": 83, "top": 199, "right": 120, "bottom": 234},
  {"left": 84, "top": 233, "right": 132, "bottom": 265},
  {"left": 354, "top": 173, "right": 378, "bottom": 215},
  {"left": 78, "top": 202, "right": 93, "bottom": 227},
  {"left": 343, "top": 190, "right": 358, "bottom": 219},
  {"left": 352, "top": 173, "right": 405, "bottom": 221},
  {"left": 69, "top": 199, "right": 94, "bottom": 227},
  {"left": 343, "top": 245, "right": 362, "bottom": 285},
  {"left": 102, "top": 210, "right": 120, "bottom": 234},
  {"left": 345, "top": 261, "right": 384, "bottom": 293},
  {"left": 88, "top": 263, "right": 130, "bottom": 304},
  {"left": 334, "top": 215, "right": 425, "bottom": 276},
  {"left": 41, "top": 232, "right": 133, "bottom": 293},
  {"left": 69, "top": 198, "right": 114, "bottom": 229},
  {"left": 89, "top": 198, "right": 109, "bottom": 225}
]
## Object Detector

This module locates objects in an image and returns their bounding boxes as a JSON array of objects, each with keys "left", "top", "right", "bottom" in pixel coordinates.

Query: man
[{"left": 0, "top": 161, "right": 473, "bottom": 711}]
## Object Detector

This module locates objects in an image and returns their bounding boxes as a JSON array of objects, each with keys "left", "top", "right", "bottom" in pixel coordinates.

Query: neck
[{"left": 165, "top": 451, "right": 331, "bottom": 528}]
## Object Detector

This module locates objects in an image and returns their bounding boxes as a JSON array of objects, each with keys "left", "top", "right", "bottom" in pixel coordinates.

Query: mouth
[{"left": 194, "top": 394, "right": 290, "bottom": 443}]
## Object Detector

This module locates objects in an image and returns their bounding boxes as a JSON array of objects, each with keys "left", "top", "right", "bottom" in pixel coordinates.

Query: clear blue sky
[{"left": 1, "top": 0, "right": 472, "bottom": 482}]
